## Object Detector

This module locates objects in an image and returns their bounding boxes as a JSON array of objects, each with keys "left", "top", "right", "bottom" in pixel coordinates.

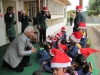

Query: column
[{"left": 36, "top": 0, "right": 40, "bottom": 13}]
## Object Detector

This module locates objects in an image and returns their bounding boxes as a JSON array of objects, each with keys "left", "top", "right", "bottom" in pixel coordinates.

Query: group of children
[{"left": 36, "top": 22, "right": 100, "bottom": 75}]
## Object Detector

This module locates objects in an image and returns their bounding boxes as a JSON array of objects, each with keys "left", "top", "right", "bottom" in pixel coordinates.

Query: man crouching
[{"left": 2, "top": 26, "right": 36, "bottom": 72}]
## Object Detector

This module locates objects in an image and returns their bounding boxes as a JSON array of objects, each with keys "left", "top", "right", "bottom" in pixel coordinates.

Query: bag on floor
[{"left": 32, "top": 70, "right": 42, "bottom": 75}]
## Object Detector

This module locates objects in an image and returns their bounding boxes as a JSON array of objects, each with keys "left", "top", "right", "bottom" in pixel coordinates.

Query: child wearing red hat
[
  {"left": 78, "top": 22, "right": 87, "bottom": 48},
  {"left": 67, "top": 32, "right": 82, "bottom": 59},
  {"left": 74, "top": 54, "right": 92, "bottom": 75},
  {"left": 60, "top": 27, "right": 67, "bottom": 39},
  {"left": 52, "top": 33, "right": 62, "bottom": 48},
  {"left": 51, "top": 50, "right": 78, "bottom": 75}
]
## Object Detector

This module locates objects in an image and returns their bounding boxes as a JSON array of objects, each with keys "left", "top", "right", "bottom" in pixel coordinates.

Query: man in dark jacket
[
  {"left": 19, "top": 11, "right": 32, "bottom": 32},
  {"left": 74, "top": 6, "right": 85, "bottom": 32},
  {"left": 37, "top": 7, "right": 51, "bottom": 42}
]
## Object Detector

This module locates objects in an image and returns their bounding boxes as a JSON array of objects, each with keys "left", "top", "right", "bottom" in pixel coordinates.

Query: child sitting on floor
[
  {"left": 52, "top": 33, "right": 62, "bottom": 48},
  {"left": 51, "top": 49, "right": 78, "bottom": 75},
  {"left": 74, "top": 54, "right": 92, "bottom": 75},
  {"left": 78, "top": 22, "right": 87, "bottom": 48},
  {"left": 60, "top": 26, "right": 67, "bottom": 39},
  {"left": 67, "top": 32, "right": 82, "bottom": 60},
  {"left": 37, "top": 42, "right": 51, "bottom": 64}
]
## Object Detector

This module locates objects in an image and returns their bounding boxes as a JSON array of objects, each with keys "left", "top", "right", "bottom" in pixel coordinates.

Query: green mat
[
  {"left": 0, "top": 44, "right": 100, "bottom": 75},
  {"left": 0, "top": 43, "right": 52, "bottom": 75}
]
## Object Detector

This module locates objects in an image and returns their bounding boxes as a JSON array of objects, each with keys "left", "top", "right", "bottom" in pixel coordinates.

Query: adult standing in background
[
  {"left": 70, "top": 13, "right": 74, "bottom": 26},
  {"left": 4, "top": 6, "right": 17, "bottom": 42},
  {"left": 19, "top": 10, "right": 32, "bottom": 32},
  {"left": 74, "top": 6, "right": 85, "bottom": 32},
  {"left": 2, "top": 26, "right": 36, "bottom": 72},
  {"left": 37, "top": 7, "right": 51, "bottom": 42}
]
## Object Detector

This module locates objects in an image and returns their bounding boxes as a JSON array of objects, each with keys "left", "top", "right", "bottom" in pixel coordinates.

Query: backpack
[
  {"left": 32, "top": 70, "right": 42, "bottom": 75},
  {"left": 33, "top": 17, "right": 38, "bottom": 25}
]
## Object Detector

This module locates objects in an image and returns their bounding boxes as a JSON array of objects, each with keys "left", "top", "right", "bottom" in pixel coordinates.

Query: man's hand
[{"left": 31, "top": 48, "right": 36, "bottom": 53}]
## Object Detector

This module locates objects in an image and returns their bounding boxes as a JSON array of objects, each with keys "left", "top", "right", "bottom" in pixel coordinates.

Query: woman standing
[
  {"left": 19, "top": 10, "right": 32, "bottom": 32},
  {"left": 37, "top": 7, "right": 51, "bottom": 42},
  {"left": 4, "top": 6, "right": 17, "bottom": 42}
]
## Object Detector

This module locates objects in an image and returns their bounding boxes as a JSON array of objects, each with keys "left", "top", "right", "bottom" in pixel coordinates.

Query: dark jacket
[
  {"left": 76, "top": 68, "right": 92, "bottom": 75},
  {"left": 37, "top": 12, "right": 51, "bottom": 30},
  {"left": 74, "top": 12, "right": 85, "bottom": 28},
  {"left": 4, "top": 13, "right": 16, "bottom": 37},
  {"left": 80, "top": 35, "right": 87, "bottom": 48},
  {"left": 19, "top": 15, "right": 31, "bottom": 32}
]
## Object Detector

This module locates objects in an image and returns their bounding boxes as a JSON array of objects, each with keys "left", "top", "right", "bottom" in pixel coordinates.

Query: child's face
[
  {"left": 53, "top": 68, "right": 66, "bottom": 75},
  {"left": 78, "top": 28, "right": 84, "bottom": 33},
  {"left": 69, "top": 38, "right": 75, "bottom": 44}
]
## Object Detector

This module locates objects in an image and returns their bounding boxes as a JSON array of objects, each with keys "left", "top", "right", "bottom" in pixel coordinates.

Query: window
[{"left": 47, "top": 0, "right": 64, "bottom": 14}]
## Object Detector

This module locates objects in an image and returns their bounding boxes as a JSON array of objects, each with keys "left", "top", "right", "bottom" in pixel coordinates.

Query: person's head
[
  {"left": 51, "top": 51, "right": 72, "bottom": 75},
  {"left": 55, "top": 33, "right": 62, "bottom": 40},
  {"left": 42, "top": 7, "right": 48, "bottom": 15},
  {"left": 39, "top": 41, "right": 49, "bottom": 50},
  {"left": 61, "top": 27, "right": 66, "bottom": 32},
  {"left": 75, "top": 54, "right": 89, "bottom": 74},
  {"left": 70, "top": 32, "right": 82, "bottom": 44},
  {"left": 78, "top": 22, "right": 86, "bottom": 34},
  {"left": 78, "top": 28, "right": 84, "bottom": 34},
  {"left": 6, "top": 6, "right": 15, "bottom": 14},
  {"left": 24, "top": 26, "right": 34, "bottom": 38},
  {"left": 21, "top": 10, "right": 26, "bottom": 16},
  {"left": 76, "top": 6, "right": 82, "bottom": 13},
  {"left": 60, "top": 38, "right": 67, "bottom": 45}
]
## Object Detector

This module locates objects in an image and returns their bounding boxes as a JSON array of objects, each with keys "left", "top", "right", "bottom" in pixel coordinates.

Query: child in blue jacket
[
  {"left": 37, "top": 42, "right": 51, "bottom": 64},
  {"left": 78, "top": 22, "right": 87, "bottom": 48}
]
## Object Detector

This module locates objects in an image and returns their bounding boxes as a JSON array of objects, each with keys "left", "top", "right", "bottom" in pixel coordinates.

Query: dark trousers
[
  {"left": 8, "top": 37, "right": 15, "bottom": 42},
  {"left": 39, "top": 29, "right": 46, "bottom": 42},
  {"left": 2, "top": 55, "right": 30, "bottom": 72},
  {"left": 70, "top": 18, "right": 73, "bottom": 26}
]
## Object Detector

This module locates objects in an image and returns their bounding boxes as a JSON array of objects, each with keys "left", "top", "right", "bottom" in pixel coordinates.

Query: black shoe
[
  {"left": 2, "top": 66, "right": 8, "bottom": 70},
  {"left": 23, "top": 63, "right": 31, "bottom": 67}
]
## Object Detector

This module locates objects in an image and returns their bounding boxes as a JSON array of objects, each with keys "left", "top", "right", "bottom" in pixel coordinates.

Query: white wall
[
  {"left": 46, "top": 18, "right": 66, "bottom": 36},
  {"left": 0, "top": 0, "right": 6, "bottom": 46}
]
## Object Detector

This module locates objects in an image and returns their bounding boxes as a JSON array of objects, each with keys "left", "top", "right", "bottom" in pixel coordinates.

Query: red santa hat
[
  {"left": 51, "top": 51, "right": 72, "bottom": 68},
  {"left": 78, "top": 22, "right": 86, "bottom": 29},
  {"left": 56, "top": 33, "right": 62, "bottom": 39},
  {"left": 78, "top": 48, "right": 100, "bottom": 58},
  {"left": 70, "top": 32, "right": 82, "bottom": 42},
  {"left": 61, "top": 27, "right": 66, "bottom": 31},
  {"left": 50, "top": 48, "right": 61, "bottom": 56},
  {"left": 59, "top": 44, "right": 68, "bottom": 52},
  {"left": 76, "top": 6, "right": 82, "bottom": 10},
  {"left": 43, "top": 7, "right": 48, "bottom": 11}
]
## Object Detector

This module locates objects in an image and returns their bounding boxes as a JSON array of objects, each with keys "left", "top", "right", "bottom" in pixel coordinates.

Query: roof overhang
[{"left": 59, "top": 0, "right": 71, "bottom": 6}]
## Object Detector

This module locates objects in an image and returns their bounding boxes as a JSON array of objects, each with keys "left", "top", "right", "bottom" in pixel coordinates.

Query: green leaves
[{"left": 87, "top": 0, "right": 100, "bottom": 16}]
